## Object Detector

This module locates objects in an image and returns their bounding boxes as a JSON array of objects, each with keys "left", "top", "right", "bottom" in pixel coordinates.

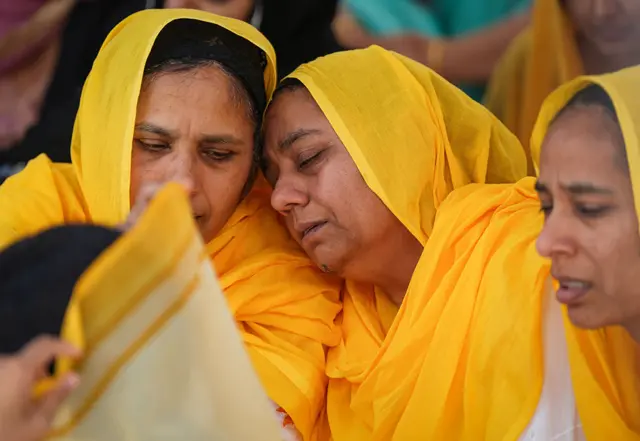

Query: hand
[
  {"left": 376, "top": 34, "right": 431, "bottom": 65},
  {"left": 163, "top": 0, "right": 254, "bottom": 21},
  {"left": 0, "top": 336, "right": 81, "bottom": 441},
  {"left": 123, "top": 180, "right": 193, "bottom": 232}
]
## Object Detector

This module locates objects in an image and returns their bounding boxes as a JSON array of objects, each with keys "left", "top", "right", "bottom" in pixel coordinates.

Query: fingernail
[{"left": 64, "top": 373, "right": 80, "bottom": 389}]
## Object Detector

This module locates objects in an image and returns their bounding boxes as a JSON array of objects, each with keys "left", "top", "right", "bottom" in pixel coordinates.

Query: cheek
[
  {"left": 199, "top": 156, "right": 254, "bottom": 215},
  {"left": 129, "top": 149, "right": 167, "bottom": 207},
  {"left": 589, "top": 217, "right": 640, "bottom": 293}
]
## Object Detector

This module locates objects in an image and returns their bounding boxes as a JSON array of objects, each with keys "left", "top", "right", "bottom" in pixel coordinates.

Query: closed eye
[
  {"left": 298, "top": 150, "right": 323, "bottom": 170},
  {"left": 575, "top": 204, "right": 611, "bottom": 217},
  {"left": 202, "top": 149, "right": 236, "bottom": 162},
  {"left": 136, "top": 139, "right": 170, "bottom": 152}
]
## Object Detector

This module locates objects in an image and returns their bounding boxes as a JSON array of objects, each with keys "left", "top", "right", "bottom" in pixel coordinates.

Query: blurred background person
[
  {"left": 332, "top": 0, "right": 531, "bottom": 101},
  {"left": 485, "top": 0, "right": 640, "bottom": 174},
  {"left": 157, "top": 0, "right": 342, "bottom": 79},
  {"left": 0, "top": 0, "right": 341, "bottom": 180},
  {"left": 0, "top": 0, "right": 138, "bottom": 179}
]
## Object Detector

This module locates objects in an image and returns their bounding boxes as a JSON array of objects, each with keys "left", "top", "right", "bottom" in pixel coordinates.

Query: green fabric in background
[{"left": 344, "top": 0, "right": 531, "bottom": 101}]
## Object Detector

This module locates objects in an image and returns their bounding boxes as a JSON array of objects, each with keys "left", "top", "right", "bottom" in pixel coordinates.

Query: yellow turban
[{"left": 0, "top": 9, "right": 340, "bottom": 440}]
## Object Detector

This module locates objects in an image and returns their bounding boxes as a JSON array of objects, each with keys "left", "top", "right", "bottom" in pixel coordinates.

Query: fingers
[
  {"left": 35, "top": 372, "right": 80, "bottom": 424},
  {"left": 123, "top": 180, "right": 194, "bottom": 231},
  {"left": 19, "top": 336, "right": 81, "bottom": 379}
]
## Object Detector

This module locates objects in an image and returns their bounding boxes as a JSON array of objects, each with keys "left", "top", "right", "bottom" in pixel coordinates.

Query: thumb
[{"left": 34, "top": 373, "right": 80, "bottom": 424}]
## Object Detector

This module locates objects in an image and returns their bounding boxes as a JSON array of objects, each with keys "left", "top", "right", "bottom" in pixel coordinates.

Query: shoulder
[{"left": 0, "top": 155, "right": 87, "bottom": 249}]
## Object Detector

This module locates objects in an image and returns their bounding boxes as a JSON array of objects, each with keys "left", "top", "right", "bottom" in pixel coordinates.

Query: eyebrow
[
  {"left": 562, "top": 182, "right": 614, "bottom": 195},
  {"left": 278, "top": 128, "right": 322, "bottom": 151},
  {"left": 535, "top": 180, "right": 613, "bottom": 195},
  {"left": 135, "top": 122, "right": 243, "bottom": 145},
  {"left": 135, "top": 122, "right": 174, "bottom": 138}
]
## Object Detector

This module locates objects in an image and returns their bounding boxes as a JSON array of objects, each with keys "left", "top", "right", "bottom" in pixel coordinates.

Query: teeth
[{"left": 562, "top": 281, "right": 589, "bottom": 289}]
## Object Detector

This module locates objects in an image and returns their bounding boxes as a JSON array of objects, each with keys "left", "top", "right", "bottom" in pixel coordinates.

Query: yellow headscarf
[
  {"left": 286, "top": 46, "right": 531, "bottom": 440},
  {"left": 529, "top": 66, "right": 640, "bottom": 440},
  {"left": 0, "top": 9, "right": 340, "bottom": 440},
  {"left": 484, "top": 0, "right": 583, "bottom": 174}
]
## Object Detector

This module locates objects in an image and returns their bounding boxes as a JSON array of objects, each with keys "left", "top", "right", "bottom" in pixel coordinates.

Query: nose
[
  {"left": 165, "top": 150, "right": 198, "bottom": 197},
  {"left": 270, "top": 174, "right": 309, "bottom": 215},
  {"left": 536, "top": 213, "right": 576, "bottom": 259},
  {"left": 592, "top": 0, "right": 619, "bottom": 22}
]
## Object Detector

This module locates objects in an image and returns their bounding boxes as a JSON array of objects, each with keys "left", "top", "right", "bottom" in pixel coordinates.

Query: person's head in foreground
[
  {"left": 262, "top": 45, "right": 527, "bottom": 304},
  {"left": 0, "top": 224, "right": 115, "bottom": 441},
  {"left": 534, "top": 66, "right": 640, "bottom": 340}
]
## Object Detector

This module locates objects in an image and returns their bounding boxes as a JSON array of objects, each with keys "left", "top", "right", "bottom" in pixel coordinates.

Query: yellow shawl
[
  {"left": 0, "top": 9, "right": 340, "bottom": 440},
  {"left": 484, "top": 0, "right": 583, "bottom": 174},
  {"left": 529, "top": 67, "right": 640, "bottom": 440},
  {"left": 48, "top": 184, "right": 284, "bottom": 440},
  {"left": 286, "top": 46, "right": 531, "bottom": 440}
]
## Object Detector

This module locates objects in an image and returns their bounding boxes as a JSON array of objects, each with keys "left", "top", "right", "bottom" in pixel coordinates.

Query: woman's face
[
  {"left": 565, "top": 0, "right": 640, "bottom": 55},
  {"left": 164, "top": 0, "right": 254, "bottom": 21},
  {"left": 536, "top": 104, "right": 640, "bottom": 329},
  {"left": 263, "top": 88, "right": 412, "bottom": 278},
  {"left": 130, "top": 65, "right": 255, "bottom": 243}
]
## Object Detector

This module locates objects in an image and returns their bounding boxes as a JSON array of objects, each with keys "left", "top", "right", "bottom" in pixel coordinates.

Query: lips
[
  {"left": 554, "top": 277, "right": 592, "bottom": 305},
  {"left": 296, "top": 220, "right": 328, "bottom": 241}
]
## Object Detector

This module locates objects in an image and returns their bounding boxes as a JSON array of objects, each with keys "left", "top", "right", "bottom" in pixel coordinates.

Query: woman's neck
[{"left": 352, "top": 233, "right": 423, "bottom": 308}]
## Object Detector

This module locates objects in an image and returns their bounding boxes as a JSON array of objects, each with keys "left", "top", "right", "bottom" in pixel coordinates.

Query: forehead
[
  {"left": 137, "top": 66, "right": 250, "bottom": 125},
  {"left": 539, "top": 106, "right": 626, "bottom": 184},
  {"left": 141, "top": 66, "right": 234, "bottom": 103},
  {"left": 266, "top": 89, "right": 332, "bottom": 136}
]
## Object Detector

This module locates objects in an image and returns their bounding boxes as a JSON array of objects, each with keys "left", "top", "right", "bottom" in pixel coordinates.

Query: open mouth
[{"left": 555, "top": 278, "right": 592, "bottom": 305}]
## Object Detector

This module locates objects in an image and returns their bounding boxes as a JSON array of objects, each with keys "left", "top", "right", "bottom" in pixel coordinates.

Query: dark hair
[
  {"left": 142, "top": 19, "right": 268, "bottom": 196},
  {"left": 552, "top": 84, "right": 628, "bottom": 170},
  {"left": 0, "top": 225, "right": 120, "bottom": 355}
]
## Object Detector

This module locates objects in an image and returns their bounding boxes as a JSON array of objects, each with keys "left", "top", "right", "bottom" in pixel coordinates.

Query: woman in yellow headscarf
[
  {"left": 485, "top": 0, "right": 640, "bottom": 174},
  {"left": 534, "top": 66, "right": 640, "bottom": 440},
  {"left": 262, "top": 47, "right": 640, "bottom": 440},
  {"left": 0, "top": 9, "right": 340, "bottom": 441}
]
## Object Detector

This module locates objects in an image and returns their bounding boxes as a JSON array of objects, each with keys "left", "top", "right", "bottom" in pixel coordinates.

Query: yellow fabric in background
[
  {"left": 288, "top": 46, "right": 530, "bottom": 440},
  {"left": 485, "top": 0, "right": 583, "bottom": 174},
  {"left": 530, "top": 66, "right": 640, "bottom": 440},
  {"left": 49, "top": 184, "right": 283, "bottom": 440},
  {"left": 0, "top": 9, "right": 340, "bottom": 440}
]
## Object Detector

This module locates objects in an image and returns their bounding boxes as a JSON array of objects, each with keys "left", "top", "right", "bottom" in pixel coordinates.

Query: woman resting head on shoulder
[
  {"left": 0, "top": 9, "right": 341, "bottom": 441},
  {"left": 262, "top": 46, "right": 527, "bottom": 302},
  {"left": 535, "top": 67, "right": 640, "bottom": 340},
  {"left": 262, "top": 45, "right": 539, "bottom": 440}
]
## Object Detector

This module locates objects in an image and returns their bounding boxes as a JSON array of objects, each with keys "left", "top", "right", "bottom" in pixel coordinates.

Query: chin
[
  {"left": 566, "top": 302, "right": 616, "bottom": 330},
  {"left": 308, "top": 246, "right": 346, "bottom": 276}
]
